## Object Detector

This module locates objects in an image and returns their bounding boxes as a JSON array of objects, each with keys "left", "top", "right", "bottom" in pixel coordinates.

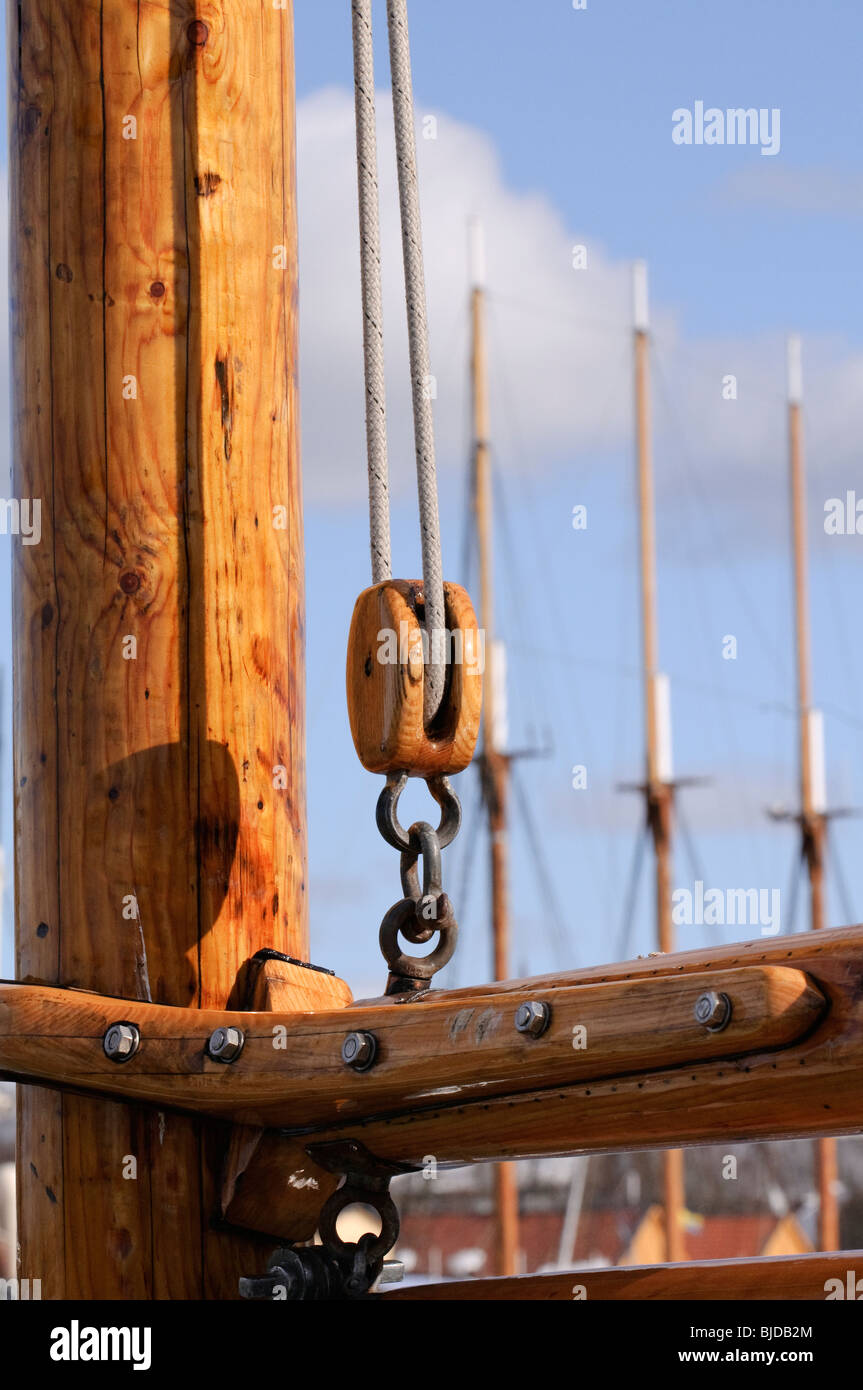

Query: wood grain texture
[
  {"left": 0, "top": 964, "right": 826, "bottom": 1129},
  {"left": 220, "top": 1131, "right": 338, "bottom": 1243},
  {"left": 347, "top": 581, "right": 482, "bottom": 775},
  {"left": 11, "top": 0, "right": 304, "bottom": 1298},
  {"left": 287, "top": 926, "right": 863, "bottom": 1166},
  {"left": 381, "top": 1251, "right": 863, "bottom": 1301},
  {"left": 220, "top": 955, "right": 349, "bottom": 1240},
  {"left": 8, "top": 0, "right": 65, "bottom": 1290}
]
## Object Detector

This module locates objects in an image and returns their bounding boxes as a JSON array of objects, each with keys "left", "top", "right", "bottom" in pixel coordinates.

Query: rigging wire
[
  {"left": 504, "top": 641, "right": 796, "bottom": 721},
  {"left": 490, "top": 457, "right": 548, "bottom": 750},
  {"left": 482, "top": 295, "right": 627, "bottom": 760},
  {"left": 675, "top": 792, "right": 705, "bottom": 886},
  {"left": 483, "top": 295, "right": 630, "bottom": 924},
  {"left": 385, "top": 0, "right": 446, "bottom": 718},
  {"left": 650, "top": 347, "right": 789, "bottom": 685},
  {"left": 615, "top": 825, "right": 649, "bottom": 962},
  {"left": 675, "top": 795, "right": 720, "bottom": 948},
  {"left": 489, "top": 289, "right": 633, "bottom": 338},
  {"left": 645, "top": 368, "right": 739, "bottom": 908},
  {"left": 459, "top": 447, "right": 477, "bottom": 595},
  {"left": 442, "top": 769, "right": 484, "bottom": 989},
  {"left": 510, "top": 760, "right": 573, "bottom": 967},
  {"left": 828, "top": 831, "right": 856, "bottom": 926},
  {"left": 351, "top": 0, "right": 446, "bottom": 716},
  {"left": 351, "top": 0, "right": 391, "bottom": 584},
  {"left": 784, "top": 846, "right": 803, "bottom": 936}
]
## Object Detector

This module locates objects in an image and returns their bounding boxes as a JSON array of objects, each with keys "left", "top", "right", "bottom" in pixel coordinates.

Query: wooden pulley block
[{"left": 347, "top": 579, "right": 483, "bottom": 775}]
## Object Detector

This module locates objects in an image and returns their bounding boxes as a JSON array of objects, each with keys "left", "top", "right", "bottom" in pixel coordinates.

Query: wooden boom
[
  {"left": 380, "top": 1251, "right": 863, "bottom": 1301},
  {"left": 2, "top": 926, "right": 862, "bottom": 1191},
  {"left": 0, "top": 963, "right": 824, "bottom": 1128},
  {"left": 324, "top": 926, "right": 861, "bottom": 1168}
]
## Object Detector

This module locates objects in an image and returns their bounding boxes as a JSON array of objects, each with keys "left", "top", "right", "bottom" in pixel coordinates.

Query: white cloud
[
  {"left": 297, "top": 89, "right": 863, "bottom": 553},
  {"left": 297, "top": 88, "right": 639, "bottom": 504}
]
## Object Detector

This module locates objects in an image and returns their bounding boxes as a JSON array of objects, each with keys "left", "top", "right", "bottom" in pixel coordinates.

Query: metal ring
[
  {"left": 379, "top": 896, "right": 458, "bottom": 982},
  {"left": 376, "top": 772, "right": 461, "bottom": 852},
  {"left": 318, "top": 1184, "right": 400, "bottom": 1267}
]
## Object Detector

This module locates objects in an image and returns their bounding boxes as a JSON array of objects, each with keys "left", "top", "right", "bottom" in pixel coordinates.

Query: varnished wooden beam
[
  {"left": 380, "top": 1251, "right": 863, "bottom": 1301},
  {"left": 0, "top": 963, "right": 823, "bottom": 1129},
  {"left": 295, "top": 926, "right": 863, "bottom": 1166},
  {"left": 5, "top": 928, "right": 862, "bottom": 1178}
]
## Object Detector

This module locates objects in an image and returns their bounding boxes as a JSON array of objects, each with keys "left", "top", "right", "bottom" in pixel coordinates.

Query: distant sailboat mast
[
  {"left": 632, "top": 262, "right": 685, "bottom": 1263},
  {"left": 469, "top": 218, "right": 520, "bottom": 1278},
  {"left": 786, "top": 335, "right": 839, "bottom": 1251}
]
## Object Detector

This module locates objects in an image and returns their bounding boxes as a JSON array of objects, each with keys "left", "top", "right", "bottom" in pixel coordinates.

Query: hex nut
[
  {"left": 694, "top": 990, "right": 732, "bottom": 1033},
  {"left": 103, "top": 1022, "right": 141, "bottom": 1063},
  {"left": 342, "top": 1030, "right": 377, "bottom": 1071},
  {"left": 514, "top": 1000, "right": 551, "bottom": 1038},
  {"left": 208, "top": 1025, "right": 245, "bottom": 1063}
]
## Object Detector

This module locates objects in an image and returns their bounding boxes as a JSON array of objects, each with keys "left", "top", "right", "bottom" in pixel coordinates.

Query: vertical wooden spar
[
  {"left": 10, "top": 0, "right": 306, "bottom": 1298},
  {"left": 632, "top": 262, "right": 684, "bottom": 1263},
  {"left": 786, "top": 336, "right": 838, "bottom": 1251},
  {"left": 470, "top": 221, "right": 519, "bottom": 1278}
]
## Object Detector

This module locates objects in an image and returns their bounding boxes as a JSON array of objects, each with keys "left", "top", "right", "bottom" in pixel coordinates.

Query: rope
[
  {"left": 386, "top": 0, "right": 446, "bottom": 720},
  {"left": 616, "top": 825, "right": 649, "bottom": 961},
  {"left": 510, "top": 761, "right": 572, "bottom": 967},
  {"left": 828, "top": 832, "right": 855, "bottom": 925},
  {"left": 351, "top": 0, "right": 392, "bottom": 584}
]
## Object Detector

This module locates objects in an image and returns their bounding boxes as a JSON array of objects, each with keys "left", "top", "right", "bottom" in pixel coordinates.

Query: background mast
[
  {"left": 470, "top": 218, "right": 519, "bottom": 1277},
  {"left": 787, "top": 335, "right": 838, "bottom": 1251},
  {"left": 633, "top": 261, "right": 685, "bottom": 1263}
]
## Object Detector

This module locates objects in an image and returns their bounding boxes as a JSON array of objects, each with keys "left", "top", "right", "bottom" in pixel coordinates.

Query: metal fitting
[
  {"left": 103, "top": 1022, "right": 141, "bottom": 1063},
  {"left": 208, "top": 1025, "right": 245, "bottom": 1062},
  {"left": 694, "top": 990, "right": 732, "bottom": 1033},
  {"left": 514, "top": 1000, "right": 551, "bottom": 1038},
  {"left": 342, "top": 1031, "right": 377, "bottom": 1072}
]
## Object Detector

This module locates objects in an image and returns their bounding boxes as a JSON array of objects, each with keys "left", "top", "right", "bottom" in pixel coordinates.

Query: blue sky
[
  {"left": 294, "top": 0, "right": 863, "bottom": 995},
  {"left": 297, "top": 0, "right": 863, "bottom": 339},
  {"left": 2, "top": 1, "right": 863, "bottom": 999}
]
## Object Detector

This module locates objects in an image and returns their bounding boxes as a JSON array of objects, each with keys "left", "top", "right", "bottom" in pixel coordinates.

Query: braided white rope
[
  {"left": 385, "top": 0, "right": 446, "bottom": 721},
  {"left": 352, "top": 0, "right": 392, "bottom": 584}
]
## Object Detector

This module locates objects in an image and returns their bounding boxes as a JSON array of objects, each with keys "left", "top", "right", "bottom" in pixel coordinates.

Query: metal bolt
[
  {"left": 103, "top": 1022, "right": 140, "bottom": 1063},
  {"left": 208, "top": 1025, "right": 245, "bottom": 1062},
  {"left": 694, "top": 990, "right": 732, "bottom": 1033},
  {"left": 514, "top": 1000, "right": 551, "bottom": 1038},
  {"left": 342, "top": 1031, "right": 377, "bottom": 1072}
]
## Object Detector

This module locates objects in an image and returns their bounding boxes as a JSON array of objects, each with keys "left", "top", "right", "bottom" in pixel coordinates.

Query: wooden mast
[
  {"left": 10, "top": 0, "right": 306, "bottom": 1298},
  {"left": 470, "top": 220, "right": 519, "bottom": 1277},
  {"left": 632, "top": 262, "right": 685, "bottom": 1263},
  {"left": 786, "top": 335, "right": 838, "bottom": 1251}
]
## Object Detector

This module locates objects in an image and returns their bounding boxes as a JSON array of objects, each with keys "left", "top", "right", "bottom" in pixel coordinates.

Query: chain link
[{"left": 374, "top": 772, "right": 461, "bottom": 994}]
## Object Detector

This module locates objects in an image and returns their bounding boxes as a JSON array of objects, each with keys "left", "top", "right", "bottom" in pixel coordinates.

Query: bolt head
[
  {"left": 514, "top": 1000, "right": 551, "bottom": 1038},
  {"left": 694, "top": 990, "right": 732, "bottom": 1032},
  {"left": 208, "top": 1025, "right": 245, "bottom": 1062},
  {"left": 342, "top": 1031, "right": 377, "bottom": 1071},
  {"left": 103, "top": 1022, "right": 140, "bottom": 1062}
]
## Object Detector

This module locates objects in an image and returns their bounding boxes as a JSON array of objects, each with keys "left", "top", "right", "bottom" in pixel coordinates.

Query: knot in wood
[{"left": 119, "top": 570, "right": 142, "bottom": 596}]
